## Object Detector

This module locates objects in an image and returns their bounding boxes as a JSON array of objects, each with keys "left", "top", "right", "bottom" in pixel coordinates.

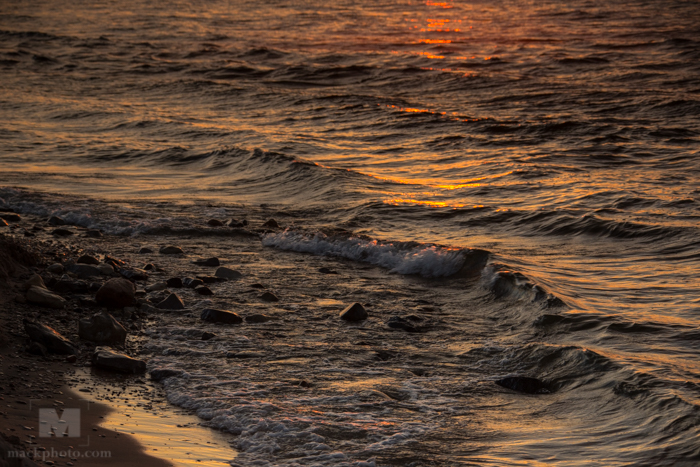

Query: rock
[
  {"left": 119, "top": 268, "right": 148, "bottom": 281},
  {"left": 318, "top": 267, "right": 337, "bottom": 274},
  {"left": 52, "top": 228, "right": 74, "bottom": 236},
  {"left": 245, "top": 313, "right": 271, "bottom": 323},
  {"left": 215, "top": 267, "right": 242, "bottom": 280},
  {"left": 138, "top": 247, "right": 154, "bottom": 254},
  {"left": 96, "top": 278, "right": 136, "bottom": 308},
  {"left": 48, "top": 216, "right": 66, "bottom": 226},
  {"left": 77, "top": 254, "right": 100, "bottom": 265},
  {"left": 23, "top": 274, "right": 46, "bottom": 291},
  {"left": 23, "top": 319, "right": 76, "bottom": 354},
  {"left": 85, "top": 229, "right": 103, "bottom": 238},
  {"left": 386, "top": 316, "right": 420, "bottom": 333},
  {"left": 92, "top": 347, "right": 146, "bottom": 374},
  {"left": 143, "top": 263, "right": 155, "bottom": 270},
  {"left": 201, "top": 332, "right": 216, "bottom": 341},
  {"left": 340, "top": 303, "right": 367, "bottom": 322},
  {"left": 53, "top": 278, "right": 89, "bottom": 294},
  {"left": 66, "top": 355, "right": 77, "bottom": 363},
  {"left": 495, "top": 376, "right": 552, "bottom": 394},
  {"left": 97, "top": 262, "right": 115, "bottom": 275},
  {"left": 79, "top": 311, "right": 127, "bottom": 345},
  {"left": 26, "top": 286, "right": 66, "bottom": 309},
  {"left": 200, "top": 308, "right": 242, "bottom": 324},
  {"left": 0, "top": 218, "right": 7, "bottom": 227},
  {"left": 145, "top": 281, "right": 168, "bottom": 292},
  {"left": 183, "top": 277, "right": 204, "bottom": 288},
  {"left": 149, "top": 368, "right": 187, "bottom": 381},
  {"left": 156, "top": 293, "right": 185, "bottom": 310},
  {"left": 27, "top": 341, "right": 48, "bottom": 357},
  {"left": 46, "top": 263, "right": 64, "bottom": 274},
  {"left": 0, "top": 213, "right": 21, "bottom": 222},
  {"left": 262, "top": 218, "right": 279, "bottom": 228},
  {"left": 260, "top": 292, "right": 279, "bottom": 302},
  {"left": 198, "top": 275, "right": 226, "bottom": 284},
  {"left": 195, "top": 286, "right": 213, "bottom": 295},
  {"left": 226, "top": 218, "right": 247, "bottom": 228},
  {"left": 193, "top": 257, "right": 220, "bottom": 267},
  {"left": 166, "top": 277, "right": 183, "bottom": 288},
  {"left": 159, "top": 246, "right": 183, "bottom": 255},
  {"left": 249, "top": 283, "right": 265, "bottom": 289},
  {"left": 207, "top": 219, "right": 224, "bottom": 227},
  {"left": 66, "top": 263, "right": 101, "bottom": 279}
]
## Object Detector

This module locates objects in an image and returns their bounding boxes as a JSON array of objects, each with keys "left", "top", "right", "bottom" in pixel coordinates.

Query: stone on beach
[
  {"left": 97, "top": 262, "right": 115, "bottom": 275},
  {"left": 193, "top": 257, "right": 220, "bottom": 267},
  {"left": 262, "top": 218, "right": 280, "bottom": 228},
  {"left": 166, "top": 277, "right": 183, "bottom": 288},
  {"left": 195, "top": 286, "right": 213, "bottom": 295},
  {"left": 138, "top": 247, "right": 154, "bottom": 254},
  {"left": 85, "top": 229, "right": 102, "bottom": 238},
  {"left": 145, "top": 281, "right": 168, "bottom": 292},
  {"left": 201, "top": 332, "right": 216, "bottom": 340},
  {"left": 156, "top": 293, "right": 185, "bottom": 310},
  {"left": 340, "top": 302, "right": 368, "bottom": 322},
  {"left": 207, "top": 219, "right": 225, "bottom": 227},
  {"left": 23, "top": 273, "right": 46, "bottom": 291},
  {"left": 46, "top": 263, "right": 64, "bottom": 274},
  {"left": 183, "top": 277, "right": 204, "bottom": 288},
  {"left": 246, "top": 313, "right": 271, "bottom": 323},
  {"left": 149, "top": 368, "right": 187, "bottom": 381},
  {"left": 48, "top": 215, "right": 66, "bottom": 226},
  {"left": 0, "top": 213, "right": 21, "bottom": 222},
  {"left": 79, "top": 311, "right": 127, "bottom": 345},
  {"left": 386, "top": 316, "right": 420, "bottom": 332},
  {"left": 215, "top": 267, "right": 242, "bottom": 280},
  {"left": 77, "top": 254, "right": 100, "bottom": 265},
  {"left": 23, "top": 319, "right": 76, "bottom": 354},
  {"left": 66, "top": 263, "right": 101, "bottom": 279},
  {"left": 52, "top": 228, "right": 74, "bottom": 236},
  {"left": 119, "top": 267, "right": 148, "bottom": 281},
  {"left": 260, "top": 292, "right": 279, "bottom": 302},
  {"left": 92, "top": 347, "right": 147, "bottom": 374},
  {"left": 226, "top": 218, "right": 247, "bottom": 228},
  {"left": 95, "top": 278, "right": 136, "bottom": 308},
  {"left": 159, "top": 245, "right": 184, "bottom": 254},
  {"left": 26, "top": 285, "right": 66, "bottom": 309},
  {"left": 200, "top": 308, "right": 243, "bottom": 324}
]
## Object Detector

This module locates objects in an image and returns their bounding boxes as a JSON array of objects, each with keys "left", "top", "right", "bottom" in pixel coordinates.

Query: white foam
[{"left": 262, "top": 231, "right": 468, "bottom": 278}]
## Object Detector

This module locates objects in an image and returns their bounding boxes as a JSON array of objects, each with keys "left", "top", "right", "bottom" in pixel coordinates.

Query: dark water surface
[{"left": 1, "top": 0, "right": 699, "bottom": 465}]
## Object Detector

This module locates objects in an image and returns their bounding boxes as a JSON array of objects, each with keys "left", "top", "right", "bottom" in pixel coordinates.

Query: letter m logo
[{"left": 39, "top": 408, "right": 80, "bottom": 437}]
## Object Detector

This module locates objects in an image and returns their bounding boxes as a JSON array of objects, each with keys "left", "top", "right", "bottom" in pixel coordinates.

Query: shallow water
[{"left": 1, "top": 0, "right": 700, "bottom": 465}]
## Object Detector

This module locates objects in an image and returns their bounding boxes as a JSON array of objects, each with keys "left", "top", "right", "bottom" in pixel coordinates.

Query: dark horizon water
[{"left": 1, "top": 0, "right": 700, "bottom": 465}]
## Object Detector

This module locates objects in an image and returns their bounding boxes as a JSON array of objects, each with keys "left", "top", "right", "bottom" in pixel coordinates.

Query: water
[{"left": 1, "top": 0, "right": 699, "bottom": 465}]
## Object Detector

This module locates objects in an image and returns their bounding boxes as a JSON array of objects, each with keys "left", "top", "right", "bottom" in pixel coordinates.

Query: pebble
[
  {"left": 52, "top": 228, "right": 74, "bottom": 236},
  {"left": 319, "top": 267, "right": 338, "bottom": 274},
  {"left": 260, "top": 292, "right": 279, "bottom": 302},
  {"left": 97, "top": 262, "right": 115, "bottom": 275},
  {"left": 215, "top": 267, "right": 242, "bottom": 280},
  {"left": 0, "top": 213, "right": 21, "bottom": 222},
  {"left": 200, "top": 308, "right": 243, "bottom": 324},
  {"left": 156, "top": 293, "right": 185, "bottom": 310},
  {"left": 340, "top": 303, "right": 368, "bottom": 322},
  {"left": 183, "top": 277, "right": 204, "bottom": 288},
  {"left": 77, "top": 254, "right": 100, "bottom": 265},
  {"left": 138, "top": 247, "right": 154, "bottom": 254},
  {"left": 262, "top": 218, "right": 280, "bottom": 228},
  {"left": 166, "top": 277, "right": 183, "bottom": 288},
  {"left": 85, "top": 229, "right": 103, "bottom": 238},
  {"left": 207, "top": 219, "right": 225, "bottom": 227},
  {"left": 193, "top": 257, "right": 220, "bottom": 267},
  {"left": 26, "top": 286, "right": 66, "bottom": 309},
  {"left": 246, "top": 314, "right": 271, "bottom": 323},
  {"left": 95, "top": 278, "right": 136, "bottom": 308},
  {"left": 145, "top": 282, "right": 168, "bottom": 292},
  {"left": 195, "top": 286, "right": 213, "bottom": 295},
  {"left": 159, "top": 246, "right": 184, "bottom": 255},
  {"left": 201, "top": 332, "right": 216, "bottom": 341},
  {"left": 48, "top": 215, "right": 66, "bottom": 226},
  {"left": 46, "top": 263, "right": 64, "bottom": 274}
]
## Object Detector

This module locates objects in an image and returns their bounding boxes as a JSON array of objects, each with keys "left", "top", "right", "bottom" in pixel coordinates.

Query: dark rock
[
  {"left": 78, "top": 311, "right": 127, "bottom": 345},
  {"left": 249, "top": 283, "right": 265, "bottom": 289},
  {"left": 495, "top": 376, "right": 552, "bottom": 394},
  {"left": 26, "top": 286, "right": 66, "bottom": 309},
  {"left": 0, "top": 218, "right": 7, "bottom": 227},
  {"left": 207, "top": 219, "right": 224, "bottom": 227},
  {"left": 166, "top": 277, "right": 183, "bottom": 288},
  {"left": 143, "top": 263, "right": 155, "bottom": 271},
  {"left": 198, "top": 276, "right": 226, "bottom": 284},
  {"left": 246, "top": 313, "right": 271, "bottom": 323},
  {"left": 138, "top": 247, "right": 154, "bottom": 254},
  {"left": 262, "top": 218, "right": 279, "bottom": 228},
  {"left": 215, "top": 267, "right": 242, "bottom": 280},
  {"left": 119, "top": 268, "right": 148, "bottom": 281},
  {"left": 46, "top": 263, "right": 64, "bottom": 274},
  {"left": 156, "top": 293, "right": 185, "bottom": 310},
  {"left": 85, "top": 229, "right": 102, "bottom": 238},
  {"left": 195, "top": 286, "right": 213, "bottom": 295},
  {"left": 52, "top": 228, "right": 74, "bottom": 236},
  {"left": 226, "top": 218, "right": 246, "bottom": 228},
  {"left": 159, "top": 245, "right": 184, "bottom": 255},
  {"left": 145, "top": 282, "right": 167, "bottom": 292},
  {"left": 66, "top": 355, "right": 77, "bottom": 363},
  {"left": 260, "top": 292, "right": 279, "bottom": 302},
  {"left": 201, "top": 332, "right": 216, "bottom": 341},
  {"left": 92, "top": 347, "right": 146, "bottom": 374},
  {"left": 318, "top": 267, "right": 337, "bottom": 274},
  {"left": 193, "top": 257, "right": 220, "bottom": 267},
  {"left": 386, "top": 316, "right": 420, "bottom": 333},
  {"left": 183, "top": 277, "right": 204, "bottom": 288},
  {"left": 0, "top": 213, "right": 21, "bottom": 222},
  {"left": 23, "top": 319, "right": 76, "bottom": 355},
  {"left": 340, "top": 303, "right": 367, "bottom": 322},
  {"left": 27, "top": 341, "right": 48, "bottom": 357},
  {"left": 53, "top": 279, "right": 89, "bottom": 294},
  {"left": 200, "top": 308, "right": 243, "bottom": 324},
  {"left": 66, "top": 263, "right": 101, "bottom": 279},
  {"left": 77, "top": 254, "right": 100, "bottom": 265},
  {"left": 104, "top": 255, "right": 126, "bottom": 267},
  {"left": 95, "top": 278, "right": 136, "bottom": 308},
  {"left": 48, "top": 216, "right": 66, "bottom": 226},
  {"left": 149, "top": 368, "right": 187, "bottom": 381}
]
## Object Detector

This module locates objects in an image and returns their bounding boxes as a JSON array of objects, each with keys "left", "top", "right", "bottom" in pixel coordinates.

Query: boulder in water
[
  {"left": 215, "top": 267, "right": 242, "bottom": 280},
  {"left": 340, "top": 303, "right": 367, "bottom": 322},
  {"left": 156, "top": 293, "right": 185, "bottom": 310},
  {"left": 95, "top": 278, "right": 136, "bottom": 308},
  {"left": 495, "top": 376, "right": 552, "bottom": 394},
  {"left": 92, "top": 347, "right": 146, "bottom": 374},
  {"left": 159, "top": 246, "right": 183, "bottom": 255},
  {"left": 200, "top": 308, "right": 243, "bottom": 324}
]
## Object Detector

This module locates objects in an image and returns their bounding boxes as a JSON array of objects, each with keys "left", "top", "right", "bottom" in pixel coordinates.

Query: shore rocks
[
  {"left": 183, "top": 277, "right": 204, "bottom": 288},
  {"left": 156, "top": 293, "right": 185, "bottom": 310},
  {"left": 207, "top": 219, "right": 224, "bottom": 227},
  {"left": 260, "top": 292, "right": 279, "bottom": 302},
  {"left": 77, "top": 254, "right": 100, "bottom": 265},
  {"left": 166, "top": 277, "right": 183, "bottom": 288},
  {"left": 200, "top": 308, "right": 243, "bottom": 324},
  {"left": 215, "top": 267, "right": 242, "bottom": 280},
  {"left": 246, "top": 313, "right": 271, "bottom": 323},
  {"left": 52, "top": 228, "right": 74, "bottom": 236},
  {"left": 340, "top": 303, "right": 367, "bottom": 322},
  {"left": 262, "top": 218, "right": 280, "bottom": 228},
  {"left": 159, "top": 246, "right": 183, "bottom": 255},
  {"left": 226, "top": 218, "right": 247, "bottom": 228},
  {"left": 0, "top": 213, "right": 21, "bottom": 222},
  {"left": 149, "top": 368, "right": 187, "bottom": 381},
  {"left": 97, "top": 262, "right": 115, "bottom": 275},
  {"left": 145, "top": 281, "right": 167, "bottom": 292},
  {"left": 46, "top": 263, "right": 64, "bottom": 274},
  {"left": 26, "top": 285, "right": 66, "bottom": 309},
  {"left": 138, "top": 247, "right": 154, "bottom": 254},
  {"left": 495, "top": 376, "right": 552, "bottom": 394},
  {"left": 96, "top": 278, "right": 136, "bottom": 308},
  {"left": 195, "top": 286, "right": 213, "bottom": 295},
  {"left": 66, "top": 263, "right": 101, "bottom": 279},
  {"left": 23, "top": 273, "right": 46, "bottom": 291},
  {"left": 79, "top": 311, "right": 127, "bottom": 345},
  {"left": 193, "top": 257, "right": 220, "bottom": 267},
  {"left": 24, "top": 319, "right": 76, "bottom": 354},
  {"left": 85, "top": 229, "right": 102, "bottom": 238},
  {"left": 386, "top": 316, "right": 420, "bottom": 332},
  {"left": 119, "top": 267, "right": 148, "bottom": 281},
  {"left": 201, "top": 332, "right": 216, "bottom": 340},
  {"left": 48, "top": 215, "right": 66, "bottom": 226},
  {"left": 92, "top": 347, "right": 146, "bottom": 374}
]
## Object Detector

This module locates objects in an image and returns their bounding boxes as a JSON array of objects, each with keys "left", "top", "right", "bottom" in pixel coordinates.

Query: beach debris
[
  {"left": 46, "top": 263, "right": 64, "bottom": 274},
  {"left": 79, "top": 311, "right": 127, "bottom": 345},
  {"left": 26, "top": 286, "right": 66, "bottom": 309},
  {"left": 159, "top": 245, "right": 183, "bottom": 254},
  {"left": 193, "top": 257, "right": 220, "bottom": 267},
  {"left": 207, "top": 219, "right": 225, "bottom": 226},
  {"left": 95, "top": 277, "right": 136, "bottom": 308},
  {"left": 195, "top": 286, "right": 213, "bottom": 295},
  {"left": 23, "top": 319, "right": 76, "bottom": 354},
  {"left": 200, "top": 308, "right": 243, "bottom": 324},
  {"left": 156, "top": 293, "right": 185, "bottom": 310},
  {"left": 215, "top": 266, "right": 242, "bottom": 280},
  {"left": 340, "top": 302, "right": 368, "bottom": 322},
  {"left": 495, "top": 376, "right": 552, "bottom": 394},
  {"left": 92, "top": 347, "right": 146, "bottom": 374},
  {"left": 138, "top": 246, "right": 154, "bottom": 254},
  {"left": 0, "top": 218, "right": 7, "bottom": 227},
  {"left": 245, "top": 313, "right": 271, "bottom": 323},
  {"left": 77, "top": 254, "right": 99, "bottom": 265},
  {"left": 260, "top": 292, "right": 279, "bottom": 302}
]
